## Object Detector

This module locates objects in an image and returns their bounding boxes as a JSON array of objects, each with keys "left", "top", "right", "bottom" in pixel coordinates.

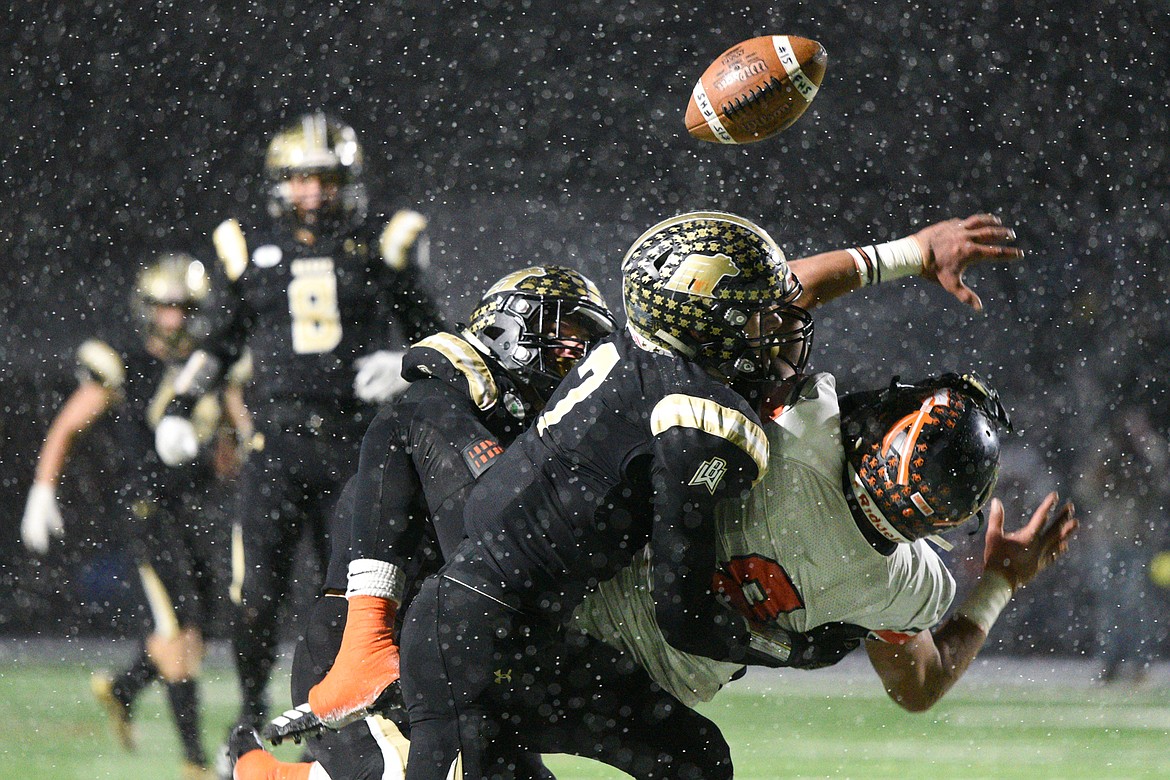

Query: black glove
[{"left": 784, "top": 621, "right": 870, "bottom": 669}]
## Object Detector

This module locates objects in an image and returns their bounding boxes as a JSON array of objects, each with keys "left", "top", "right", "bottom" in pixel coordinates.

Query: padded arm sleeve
[{"left": 649, "top": 425, "right": 759, "bottom": 664}]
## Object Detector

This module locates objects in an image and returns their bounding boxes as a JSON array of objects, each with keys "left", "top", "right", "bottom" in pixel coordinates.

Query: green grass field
[{"left": 2, "top": 644, "right": 1167, "bottom": 779}]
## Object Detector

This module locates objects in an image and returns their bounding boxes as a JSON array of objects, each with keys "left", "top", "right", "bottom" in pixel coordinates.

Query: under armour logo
[
  {"left": 689, "top": 457, "right": 728, "bottom": 494},
  {"left": 493, "top": 668, "right": 513, "bottom": 684}
]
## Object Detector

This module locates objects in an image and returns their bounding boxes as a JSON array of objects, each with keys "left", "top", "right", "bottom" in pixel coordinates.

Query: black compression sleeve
[{"left": 648, "top": 426, "right": 757, "bottom": 663}]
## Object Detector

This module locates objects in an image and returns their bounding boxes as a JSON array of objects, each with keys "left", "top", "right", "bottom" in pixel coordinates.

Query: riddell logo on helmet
[
  {"left": 849, "top": 469, "right": 912, "bottom": 544},
  {"left": 663, "top": 253, "right": 741, "bottom": 298}
]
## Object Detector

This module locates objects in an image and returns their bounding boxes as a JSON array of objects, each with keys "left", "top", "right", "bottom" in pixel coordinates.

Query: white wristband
[
  {"left": 956, "top": 570, "right": 1014, "bottom": 634},
  {"left": 848, "top": 236, "right": 925, "bottom": 286},
  {"left": 346, "top": 558, "right": 406, "bottom": 602}
]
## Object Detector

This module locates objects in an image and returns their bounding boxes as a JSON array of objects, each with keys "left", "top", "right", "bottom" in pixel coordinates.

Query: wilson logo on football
[{"left": 663, "top": 253, "right": 741, "bottom": 298}]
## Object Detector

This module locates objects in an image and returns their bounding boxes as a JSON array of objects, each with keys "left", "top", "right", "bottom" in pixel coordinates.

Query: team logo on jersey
[
  {"left": 252, "top": 244, "right": 283, "bottom": 268},
  {"left": 662, "top": 252, "right": 741, "bottom": 298},
  {"left": 689, "top": 456, "right": 728, "bottom": 494},
  {"left": 462, "top": 437, "right": 504, "bottom": 478}
]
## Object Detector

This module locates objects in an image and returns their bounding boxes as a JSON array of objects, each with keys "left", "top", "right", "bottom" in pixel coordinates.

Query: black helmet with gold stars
[
  {"left": 622, "top": 211, "right": 812, "bottom": 383},
  {"left": 465, "top": 265, "right": 616, "bottom": 403}
]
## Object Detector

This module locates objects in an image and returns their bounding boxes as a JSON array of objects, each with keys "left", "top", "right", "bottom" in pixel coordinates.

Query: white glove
[
  {"left": 21, "top": 482, "right": 65, "bottom": 554},
  {"left": 353, "top": 350, "right": 409, "bottom": 404},
  {"left": 155, "top": 415, "right": 199, "bottom": 466}
]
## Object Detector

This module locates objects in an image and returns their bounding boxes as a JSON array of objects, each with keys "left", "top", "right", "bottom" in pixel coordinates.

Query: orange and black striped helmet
[{"left": 842, "top": 372, "right": 1012, "bottom": 545}]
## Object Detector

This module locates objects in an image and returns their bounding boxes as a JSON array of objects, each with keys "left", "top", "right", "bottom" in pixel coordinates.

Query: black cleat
[
  {"left": 91, "top": 673, "right": 136, "bottom": 752},
  {"left": 262, "top": 703, "right": 331, "bottom": 746}
]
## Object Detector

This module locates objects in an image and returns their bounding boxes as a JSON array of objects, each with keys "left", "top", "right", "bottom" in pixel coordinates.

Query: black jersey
[
  {"left": 202, "top": 212, "right": 446, "bottom": 410},
  {"left": 77, "top": 336, "right": 224, "bottom": 494},
  {"left": 341, "top": 331, "right": 533, "bottom": 602},
  {"left": 456, "top": 327, "right": 771, "bottom": 664}
]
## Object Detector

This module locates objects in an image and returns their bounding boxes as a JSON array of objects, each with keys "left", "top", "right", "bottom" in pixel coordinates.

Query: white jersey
[{"left": 573, "top": 373, "right": 955, "bottom": 706}]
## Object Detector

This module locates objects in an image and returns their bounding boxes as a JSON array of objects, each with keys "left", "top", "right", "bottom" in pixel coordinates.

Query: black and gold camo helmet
[
  {"left": 134, "top": 253, "right": 211, "bottom": 349},
  {"left": 622, "top": 211, "right": 813, "bottom": 383},
  {"left": 264, "top": 112, "right": 367, "bottom": 229},
  {"left": 465, "top": 266, "right": 617, "bottom": 402},
  {"left": 842, "top": 372, "right": 1011, "bottom": 544}
]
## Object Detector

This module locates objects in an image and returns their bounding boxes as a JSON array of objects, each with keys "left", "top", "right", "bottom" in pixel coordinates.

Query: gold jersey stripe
[
  {"left": 213, "top": 219, "right": 249, "bottom": 282},
  {"left": 650, "top": 393, "right": 768, "bottom": 478},
  {"left": 77, "top": 339, "right": 126, "bottom": 389},
  {"left": 417, "top": 332, "right": 499, "bottom": 411},
  {"left": 230, "top": 522, "right": 245, "bottom": 606}
]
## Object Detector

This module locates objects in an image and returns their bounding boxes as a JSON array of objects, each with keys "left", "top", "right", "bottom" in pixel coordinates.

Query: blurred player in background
[
  {"left": 152, "top": 112, "right": 448, "bottom": 748},
  {"left": 21, "top": 253, "right": 248, "bottom": 779},
  {"left": 231, "top": 266, "right": 616, "bottom": 780},
  {"left": 577, "top": 371, "right": 1078, "bottom": 712},
  {"left": 1083, "top": 406, "right": 1167, "bottom": 684}
]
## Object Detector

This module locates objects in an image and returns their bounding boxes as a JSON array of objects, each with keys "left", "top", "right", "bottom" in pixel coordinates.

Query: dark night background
[{"left": 2, "top": 1, "right": 1168, "bottom": 661}]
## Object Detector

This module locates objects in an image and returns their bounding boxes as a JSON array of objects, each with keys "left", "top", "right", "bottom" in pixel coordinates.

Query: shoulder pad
[
  {"left": 402, "top": 332, "right": 498, "bottom": 411},
  {"left": 213, "top": 219, "right": 249, "bottom": 282},
  {"left": 76, "top": 339, "right": 126, "bottom": 389},
  {"left": 379, "top": 210, "right": 428, "bottom": 271},
  {"left": 651, "top": 393, "right": 769, "bottom": 480}
]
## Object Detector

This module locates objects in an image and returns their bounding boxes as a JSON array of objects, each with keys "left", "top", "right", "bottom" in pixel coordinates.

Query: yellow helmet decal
[{"left": 662, "top": 252, "right": 741, "bottom": 299}]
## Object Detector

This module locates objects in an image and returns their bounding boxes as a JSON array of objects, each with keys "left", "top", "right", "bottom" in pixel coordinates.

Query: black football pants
[
  {"left": 399, "top": 573, "right": 733, "bottom": 780},
  {"left": 231, "top": 421, "right": 358, "bottom": 723}
]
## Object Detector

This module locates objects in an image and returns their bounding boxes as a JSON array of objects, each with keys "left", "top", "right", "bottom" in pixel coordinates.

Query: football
[{"left": 685, "top": 35, "right": 828, "bottom": 144}]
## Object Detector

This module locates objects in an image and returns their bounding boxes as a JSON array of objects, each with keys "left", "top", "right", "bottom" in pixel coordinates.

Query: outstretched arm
[
  {"left": 32, "top": 381, "right": 115, "bottom": 487},
  {"left": 789, "top": 213, "right": 1024, "bottom": 313},
  {"left": 865, "top": 493, "right": 1078, "bottom": 712}
]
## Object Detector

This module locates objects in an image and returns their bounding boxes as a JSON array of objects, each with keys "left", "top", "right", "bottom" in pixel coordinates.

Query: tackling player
[
  {"left": 229, "top": 266, "right": 616, "bottom": 780},
  {"left": 575, "top": 371, "right": 1078, "bottom": 712},
  {"left": 301, "top": 209, "right": 1024, "bottom": 731},
  {"left": 21, "top": 254, "right": 248, "bottom": 779},
  {"left": 393, "top": 208, "right": 1032, "bottom": 780},
  {"left": 153, "top": 112, "right": 448, "bottom": 738},
  {"left": 397, "top": 212, "right": 815, "bottom": 779}
]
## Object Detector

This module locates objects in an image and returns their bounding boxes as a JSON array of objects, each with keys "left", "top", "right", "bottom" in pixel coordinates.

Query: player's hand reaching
[
  {"left": 982, "top": 492, "right": 1078, "bottom": 591},
  {"left": 915, "top": 213, "right": 1024, "bottom": 312}
]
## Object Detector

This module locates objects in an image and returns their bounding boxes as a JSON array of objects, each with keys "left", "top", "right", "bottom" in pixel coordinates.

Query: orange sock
[
  {"left": 234, "top": 750, "right": 312, "bottom": 780},
  {"left": 308, "top": 595, "right": 400, "bottom": 725}
]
